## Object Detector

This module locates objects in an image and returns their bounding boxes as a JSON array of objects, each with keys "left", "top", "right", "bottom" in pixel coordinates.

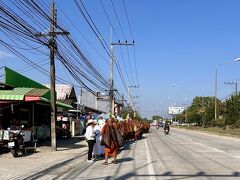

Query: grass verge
[{"left": 175, "top": 126, "right": 240, "bottom": 138}]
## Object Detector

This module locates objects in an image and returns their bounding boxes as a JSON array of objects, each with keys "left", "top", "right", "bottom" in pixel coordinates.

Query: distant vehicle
[
  {"left": 150, "top": 120, "right": 158, "bottom": 126},
  {"left": 156, "top": 121, "right": 163, "bottom": 129},
  {"left": 159, "top": 122, "right": 164, "bottom": 127},
  {"left": 172, "top": 121, "right": 179, "bottom": 126}
]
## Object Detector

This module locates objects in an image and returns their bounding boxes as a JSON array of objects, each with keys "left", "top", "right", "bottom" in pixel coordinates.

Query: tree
[
  {"left": 187, "top": 111, "right": 202, "bottom": 125},
  {"left": 121, "top": 105, "right": 134, "bottom": 119},
  {"left": 225, "top": 94, "right": 240, "bottom": 127},
  {"left": 176, "top": 113, "right": 185, "bottom": 123},
  {"left": 186, "top": 96, "right": 224, "bottom": 126},
  {"left": 121, "top": 105, "right": 142, "bottom": 120},
  {"left": 152, "top": 116, "right": 162, "bottom": 120}
]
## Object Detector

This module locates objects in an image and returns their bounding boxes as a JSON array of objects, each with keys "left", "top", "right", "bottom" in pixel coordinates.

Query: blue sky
[{"left": 1, "top": 0, "right": 240, "bottom": 118}]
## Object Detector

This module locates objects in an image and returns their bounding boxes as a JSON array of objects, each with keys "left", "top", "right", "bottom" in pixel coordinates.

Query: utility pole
[
  {"left": 109, "top": 43, "right": 114, "bottom": 115},
  {"left": 36, "top": 0, "right": 69, "bottom": 151},
  {"left": 121, "top": 94, "right": 124, "bottom": 114},
  {"left": 49, "top": 1, "right": 56, "bottom": 151},
  {"left": 109, "top": 40, "right": 134, "bottom": 115},
  {"left": 121, "top": 94, "right": 124, "bottom": 107},
  {"left": 215, "top": 68, "right": 217, "bottom": 120},
  {"left": 201, "top": 98, "right": 205, "bottom": 128},
  {"left": 183, "top": 103, "right": 188, "bottom": 123},
  {"left": 128, "top": 85, "right": 139, "bottom": 107},
  {"left": 95, "top": 92, "right": 99, "bottom": 110}
]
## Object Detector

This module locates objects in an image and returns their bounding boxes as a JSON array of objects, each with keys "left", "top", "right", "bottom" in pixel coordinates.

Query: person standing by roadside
[{"left": 84, "top": 119, "right": 96, "bottom": 162}]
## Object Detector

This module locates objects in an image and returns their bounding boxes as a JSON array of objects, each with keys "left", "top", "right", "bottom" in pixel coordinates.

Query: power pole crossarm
[
  {"left": 111, "top": 42, "right": 134, "bottom": 46},
  {"left": 224, "top": 81, "right": 238, "bottom": 95}
]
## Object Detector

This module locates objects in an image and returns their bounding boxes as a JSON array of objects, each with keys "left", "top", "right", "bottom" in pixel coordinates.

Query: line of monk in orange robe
[{"left": 101, "top": 118, "right": 150, "bottom": 165}]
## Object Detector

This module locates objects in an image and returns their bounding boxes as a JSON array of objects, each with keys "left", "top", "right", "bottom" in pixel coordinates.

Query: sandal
[
  {"left": 112, "top": 160, "right": 117, "bottom": 164},
  {"left": 102, "top": 162, "right": 108, "bottom": 165}
]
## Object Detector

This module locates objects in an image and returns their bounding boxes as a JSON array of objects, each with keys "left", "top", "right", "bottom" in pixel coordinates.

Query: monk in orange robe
[{"left": 101, "top": 118, "right": 118, "bottom": 165}]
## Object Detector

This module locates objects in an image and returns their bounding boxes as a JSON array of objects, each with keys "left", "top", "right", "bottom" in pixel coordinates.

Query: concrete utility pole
[
  {"left": 109, "top": 43, "right": 114, "bottom": 114},
  {"left": 109, "top": 40, "right": 134, "bottom": 115},
  {"left": 215, "top": 68, "right": 217, "bottom": 120},
  {"left": 36, "top": 0, "right": 69, "bottom": 151},
  {"left": 182, "top": 103, "right": 188, "bottom": 123},
  {"left": 50, "top": 3, "right": 56, "bottom": 151},
  {"left": 128, "top": 85, "right": 139, "bottom": 107}
]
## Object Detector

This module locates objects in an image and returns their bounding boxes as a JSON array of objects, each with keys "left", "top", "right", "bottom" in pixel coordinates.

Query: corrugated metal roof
[
  {"left": 0, "top": 88, "right": 33, "bottom": 100},
  {"left": 44, "top": 84, "right": 73, "bottom": 100},
  {"left": 0, "top": 88, "right": 49, "bottom": 101},
  {"left": 40, "top": 97, "right": 73, "bottom": 109},
  {"left": 26, "top": 88, "right": 49, "bottom": 97},
  {"left": 57, "top": 99, "right": 75, "bottom": 112}
]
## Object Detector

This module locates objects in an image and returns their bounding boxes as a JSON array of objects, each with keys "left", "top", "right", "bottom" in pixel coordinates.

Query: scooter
[
  {"left": 8, "top": 125, "right": 26, "bottom": 157},
  {"left": 164, "top": 128, "right": 170, "bottom": 134}
]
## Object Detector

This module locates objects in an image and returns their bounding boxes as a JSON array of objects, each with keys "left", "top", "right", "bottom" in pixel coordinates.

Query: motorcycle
[
  {"left": 8, "top": 125, "right": 26, "bottom": 157},
  {"left": 164, "top": 127, "right": 170, "bottom": 134}
]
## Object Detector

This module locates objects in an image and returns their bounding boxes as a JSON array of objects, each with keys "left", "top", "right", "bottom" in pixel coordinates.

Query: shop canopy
[
  {"left": 0, "top": 67, "right": 73, "bottom": 109},
  {"left": 0, "top": 88, "right": 49, "bottom": 100},
  {"left": 0, "top": 87, "right": 73, "bottom": 109}
]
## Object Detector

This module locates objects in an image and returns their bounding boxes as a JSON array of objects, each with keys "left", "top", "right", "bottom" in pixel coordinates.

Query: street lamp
[{"left": 215, "top": 58, "right": 240, "bottom": 119}]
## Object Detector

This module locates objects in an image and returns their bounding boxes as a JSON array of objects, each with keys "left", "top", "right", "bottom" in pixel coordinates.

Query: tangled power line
[{"left": 0, "top": 0, "right": 139, "bottom": 109}]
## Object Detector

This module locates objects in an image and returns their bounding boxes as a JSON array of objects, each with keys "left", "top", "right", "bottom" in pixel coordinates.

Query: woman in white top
[{"left": 85, "top": 119, "right": 95, "bottom": 162}]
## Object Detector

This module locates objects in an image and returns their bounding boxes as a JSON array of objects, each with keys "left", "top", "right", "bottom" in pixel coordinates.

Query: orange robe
[{"left": 101, "top": 123, "right": 117, "bottom": 157}]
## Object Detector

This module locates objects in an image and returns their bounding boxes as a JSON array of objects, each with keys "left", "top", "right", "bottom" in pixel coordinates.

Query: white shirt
[{"left": 85, "top": 125, "right": 95, "bottom": 141}]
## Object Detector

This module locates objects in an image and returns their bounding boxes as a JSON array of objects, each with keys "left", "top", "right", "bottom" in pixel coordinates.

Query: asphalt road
[{"left": 55, "top": 127, "right": 240, "bottom": 180}]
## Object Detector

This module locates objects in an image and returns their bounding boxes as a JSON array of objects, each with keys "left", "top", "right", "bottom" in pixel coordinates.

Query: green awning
[
  {"left": 0, "top": 87, "right": 72, "bottom": 109},
  {"left": 40, "top": 97, "right": 73, "bottom": 109},
  {"left": 5, "top": 67, "right": 50, "bottom": 99},
  {"left": 0, "top": 88, "right": 33, "bottom": 100},
  {"left": 0, "top": 88, "right": 50, "bottom": 101}
]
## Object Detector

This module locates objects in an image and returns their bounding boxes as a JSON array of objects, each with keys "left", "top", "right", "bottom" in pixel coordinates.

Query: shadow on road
[
  {"left": 37, "top": 136, "right": 87, "bottom": 151},
  {"left": 114, "top": 171, "right": 240, "bottom": 180},
  {"left": 86, "top": 171, "right": 240, "bottom": 180},
  {"left": 21, "top": 151, "right": 88, "bottom": 180},
  {"left": 115, "top": 157, "right": 134, "bottom": 164}
]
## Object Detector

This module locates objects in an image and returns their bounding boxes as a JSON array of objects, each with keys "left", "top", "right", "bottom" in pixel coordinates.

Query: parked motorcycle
[{"left": 8, "top": 125, "right": 26, "bottom": 157}]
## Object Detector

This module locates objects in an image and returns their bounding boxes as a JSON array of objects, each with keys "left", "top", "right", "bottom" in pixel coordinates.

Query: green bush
[{"left": 209, "top": 118, "right": 225, "bottom": 127}]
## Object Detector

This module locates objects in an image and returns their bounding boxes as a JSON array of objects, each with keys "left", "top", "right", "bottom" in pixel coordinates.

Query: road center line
[{"left": 145, "top": 138, "right": 156, "bottom": 180}]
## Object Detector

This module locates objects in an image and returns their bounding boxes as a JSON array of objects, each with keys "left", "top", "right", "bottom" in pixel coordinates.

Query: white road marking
[
  {"left": 145, "top": 139, "right": 156, "bottom": 180},
  {"left": 194, "top": 142, "right": 240, "bottom": 159},
  {"left": 231, "top": 155, "right": 240, "bottom": 159}
]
